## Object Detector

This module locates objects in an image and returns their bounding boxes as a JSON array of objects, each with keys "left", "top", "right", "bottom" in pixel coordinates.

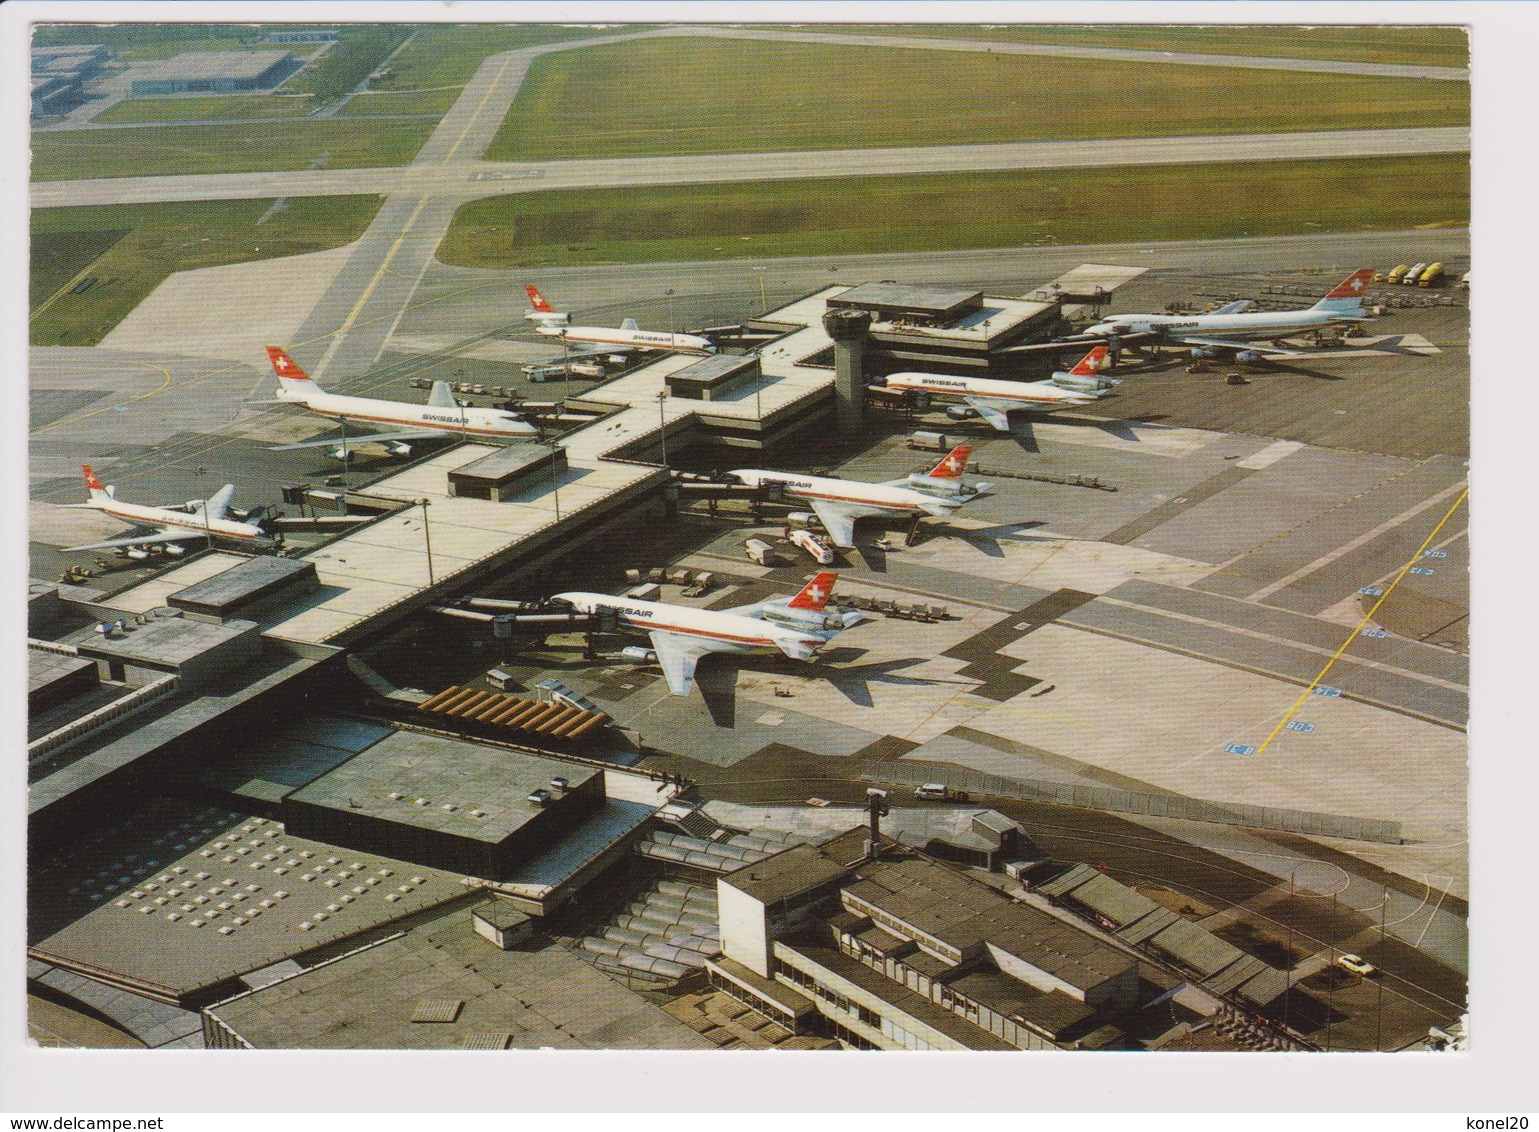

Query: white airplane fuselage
[
  {"left": 90, "top": 498, "right": 266, "bottom": 544},
  {"left": 729, "top": 469, "right": 962, "bottom": 519},
  {"left": 276, "top": 386, "right": 535, "bottom": 440},
  {"left": 536, "top": 325, "right": 715, "bottom": 355},
  {"left": 554, "top": 592, "right": 825, "bottom": 657},
  {"left": 1087, "top": 308, "right": 1364, "bottom": 342},
  {"left": 882, "top": 371, "right": 1100, "bottom": 412}
]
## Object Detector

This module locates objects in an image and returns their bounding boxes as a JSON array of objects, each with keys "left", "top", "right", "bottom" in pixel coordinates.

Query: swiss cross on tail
[
  {"left": 787, "top": 571, "right": 838, "bottom": 611},
  {"left": 1069, "top": 345, "right": 1109, "bottom": 375},
  {"left": 1324, "top": 269, "right": 1374, "bottom": 300},
  {"left": 927, "top": 445, "right": 972, "bottom": 479},
  {"left": 82, "top": 464, "right": 108, "bottom": 497},
  {"left": 525, "top": 285, "right": 555, "bottom": 313},
  {"left": 265, "top": 346, "right": 311, "bottom": 380}
]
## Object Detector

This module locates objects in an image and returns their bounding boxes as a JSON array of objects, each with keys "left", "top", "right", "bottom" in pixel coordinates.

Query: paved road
[{"left": 31, "top": 125, "right": 1472, "bottom": 208}]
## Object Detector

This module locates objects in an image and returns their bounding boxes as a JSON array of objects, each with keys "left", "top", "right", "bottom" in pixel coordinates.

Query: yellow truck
[
  {"left": 1417, "top": 262, "right": 1446, "bottom": 287},
  {"left": 1385, "top": 264, "right": 1411, "bottom": 284}
]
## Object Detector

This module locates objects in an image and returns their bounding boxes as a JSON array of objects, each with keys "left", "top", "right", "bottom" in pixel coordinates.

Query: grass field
[
  {"left": 376, "top": 24, "right": 626, "bottom": 90},
  {"left": 749, "top": 24, "right": 1469, "bottom": 67},
  {"left": 280, "top": 26, "right": 413, "bottom": 105},
  {"left": 31, "top": 119, "right": 436, "bottom": 181},
  {"left": 30, "top": 196, "right": 383, "bottom": 347},
  {"left": 438, "top": 154, "right": 1468, "bottom": 269},
  {"left": 93, "top": 95, "right": 316, "bottom": 123},
  {"left": 485, "top": 38, "right": 1468, "bottom": 161},
  {"left": 336, "top": 88, "right": 462, "bottom": 117}
]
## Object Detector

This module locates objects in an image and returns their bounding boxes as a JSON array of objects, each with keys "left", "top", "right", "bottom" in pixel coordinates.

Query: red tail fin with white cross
[
  {"left": 787, "top": 571, "right": 838, "bottom": 611},
  {"left": 926, "top": 445, "right": 972, "bottom": 480},
  {"left": 82, "top": 464, "right": 111, "bottom": 502},
  {"left": 266, "top": 346, "right": 316, "bottom": 392},
  {"left": 1068, "top": 345, "right": 1109, "bottom": 376}
]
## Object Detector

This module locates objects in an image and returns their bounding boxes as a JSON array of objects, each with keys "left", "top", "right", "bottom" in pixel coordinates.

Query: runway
[{"left": 31, "top": 125, "right": 1472, "bottom": 208}]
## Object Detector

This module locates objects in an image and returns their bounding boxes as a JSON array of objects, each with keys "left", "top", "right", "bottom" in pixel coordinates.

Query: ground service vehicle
[
  {"left": 1403, "top": 263, "right": 1428, "bottom": 285},
  {"left": 1417, "top": 262, "right": 1445, "bottom": 287},
  {"left": 1385, "top": 264, "right": 1411, "bottom": 284}
]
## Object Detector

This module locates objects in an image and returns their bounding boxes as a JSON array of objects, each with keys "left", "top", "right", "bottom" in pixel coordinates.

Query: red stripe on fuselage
[
  {"left": 620, "top": 615, "right": 778, "bottom": 648},
  {"left": 310, "top": 407, "right": 525, "bottom": 437}
]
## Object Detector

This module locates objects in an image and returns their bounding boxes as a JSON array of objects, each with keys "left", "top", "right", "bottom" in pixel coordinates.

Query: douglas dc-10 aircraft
[
  {"left": 879, "top": 346, "right": 1116, "bottom": 434},
  {"left": 1082, "top": 269, "right": 1375, "bottom": 358},
  {"left": 729, "top": 444, "right": 992, "bottom": 548},
  {"left": 524, "top": 285, "right": 716, "bottom": 358},
  {"left": 555, "top": 571, "right": 864, "bottom": 696},
  {"left": 260, "top": 347, "right": 536, "bottom": 458},
  {"left": 62, "top": 465, "right": 270, "bottom": 553}
]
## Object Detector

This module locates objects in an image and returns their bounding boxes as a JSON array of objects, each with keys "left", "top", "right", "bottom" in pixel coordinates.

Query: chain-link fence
[{"left": 866, "top": 761, "right": 1402, "bottom": 844}]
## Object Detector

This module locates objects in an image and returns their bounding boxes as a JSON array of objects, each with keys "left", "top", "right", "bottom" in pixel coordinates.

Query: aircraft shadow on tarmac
[
  {"left": 1008, "top": 414, "right": 1144, "bottom": 453},
  {"left": 694, "top": 651, "right": 935, "bottom": 725},
  {"left": 944, "top": 520, "right": 1051, "bottom": 559}
]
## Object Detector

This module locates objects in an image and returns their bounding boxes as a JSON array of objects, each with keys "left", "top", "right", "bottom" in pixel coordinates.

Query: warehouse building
[
  {"left": 130, "top": 50, "right": 296, "bottom": 95},
  {"left": 709, "top": 828, "right": 1137, "bottom": 1050}
]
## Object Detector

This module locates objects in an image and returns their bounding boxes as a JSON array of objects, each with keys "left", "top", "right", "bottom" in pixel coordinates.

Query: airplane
[
  {"left": 554, "top": 571, "right": 865, "bottom": 696},
  {"left": 1081, "top": 268, "right": 1375, "bottom": 359},
  {"left": 523, "top": 285, "right": 716, "bottom": 358},
  {"left": 259, "top": 346, "right": 537, "bottom": 458},
  {"left": 61, "top": 465, "right": 270, "bottom": 554},
  {"left": 728, "top": 444, "right": 992, "bottom": 548},
  {"left": 878, "top": 346, "right": 1117, "bottom": 434}
]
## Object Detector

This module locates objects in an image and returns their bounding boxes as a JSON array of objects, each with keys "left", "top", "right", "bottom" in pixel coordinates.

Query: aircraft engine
[
  {"left": 945, "top": 404, "right": 976, "bottom": 421},
  {"left": 1236, "top": 351, "right": 1262, "bottom": 363},
  {"left": 1191, "top": 346, "right": 1218, "bottom": 359},
  {"left": 1050, "top": 373, "right": 1116, "bottom": 394},
  {"left": 911, "top": 390, "right": 932, "bottom": 412},
  {"left": 126, "top": 548, "right": 150, "bottom": 560},
  {"left": 328, "top": 448, "right": 350, "bottom": 461},
  {"left": 164, "top": 544, "right": 187, "bottom": 557},
  {"left": 384, "top": 442, "right": 413, "bottom": 457}
]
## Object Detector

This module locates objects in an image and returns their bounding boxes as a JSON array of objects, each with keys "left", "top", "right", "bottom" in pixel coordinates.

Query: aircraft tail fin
[
  {"left": 621, "top": 317, "right": 639, "bottom": 332},
  {"left": 925, "top": 445, "right": 973, "bottom": 480},
  {"left": 524, "top": 285, "right": 568, "bottom": 324},
  {"left": 266, "top": 346, "right": 317, "bottom": 392},
  {"left": 1068, "top": 344, "right": 1109, "bottom": 376},
  {"left": 786, "top": 571, "right": 838, "bottom": 612},
  {"left": 1312, "top": 269, "right": 1374, "bottom": 313},
  {"left": 81, "top": 464, "right": 113, "bottom": 502}
]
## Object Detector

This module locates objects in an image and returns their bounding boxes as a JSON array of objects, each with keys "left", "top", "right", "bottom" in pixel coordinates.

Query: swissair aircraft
[
  {"left": 880, "top": 346, "right": 1117, "bottom": 434},
  {"left": 729, "top": 445, "right": 992, "bottom": 548},
  {"left": 554, "top": 571, "right": 865, "bottom": 696},
  {"left": 1082, "top": 268, "right": 1375, "bottom": 358},
  {"left": 523, "top": 285, "right": 715, "bottom": 358},
  {"left": 62, "top": 465, "right": 270, "bottom": 553},
  {"left": 260, "top": 347, "right": 536, "bottom": 458}
]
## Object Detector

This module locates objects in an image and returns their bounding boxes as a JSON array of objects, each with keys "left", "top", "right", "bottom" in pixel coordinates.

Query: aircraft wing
[
  {"left": 965, "top": 398, "right": 1015, "bottom": 433},
  {"left": 203, "top": 484, "right": 235, "bottom": 521},
  {"left": 1170, "top": 334, "right": 1305, "bottom": 357},
  {"left": 1207, "top": 300, "right": 1253, "bottom": 316},
  {"left": 647, "top": 632, "right": 713, "bottom": 696},
  {"left": 63, "top": 529, "right": 201, "bottom": 553},
  {"left": 806, "top": 500, "right": 859, "bottom": 549},
  {"left": 267, "top": 428, "right": 449, "bottom": 452}
]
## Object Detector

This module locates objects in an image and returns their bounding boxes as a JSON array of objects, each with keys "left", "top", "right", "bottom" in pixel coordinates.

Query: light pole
[
  {"left": 549, "top": 449, "right": 562, "bottom": 520},
  {"left": 418, "top": 498, "right": 435, "bottom": 586},
  {"left": 657, "top": 390, "right": 669, "bottom": 467},
  {"left": 752, "top": 266, "right": 767, "bottom": 314},
  {"left": 665, "top": 288, "right": 676, "bottom": 332}
]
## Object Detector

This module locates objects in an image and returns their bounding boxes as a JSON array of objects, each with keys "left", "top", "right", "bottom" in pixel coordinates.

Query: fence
[{"left": 866, "top": 761, "right": 1402, "bottom": 844}]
